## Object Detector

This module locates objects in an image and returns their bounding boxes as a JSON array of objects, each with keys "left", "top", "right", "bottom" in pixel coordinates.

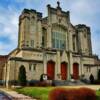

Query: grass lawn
[
  {"left": 15, "top": 87, "right": 100, "bottom": 100},
  {"left": 96, "top": 89, "right": 100, "bottom": 100},
  {"left": 15, "top": 87, "right": 55, "bottom": 100}
]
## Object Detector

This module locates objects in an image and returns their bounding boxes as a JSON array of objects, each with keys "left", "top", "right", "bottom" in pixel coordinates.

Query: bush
[
  {"left": 36, "top": 81, "right": 51, "bottom": 87},
  {"left": 49, "top": 88, "right": 67, "bottom": 100},
  {"left": 89, "top": 74, "right": 94, "bottom": 84},
  {"left": 93, "top": 80, "right": 100, "bottom": 84},
  {"left": 0, "top": 80, "right": 5, "bottom": 85},
  {"left": 98, "top": 69, "right": 100, "bottom": 80},
  {"left": 9, "top": 80, "right": 18, "bottom": 86},
  {"left": 28, "top": 80, "right": 35, "bottom": 86},
  {"left": 49, "top": 87, "right": 96, "bottom": 100}
]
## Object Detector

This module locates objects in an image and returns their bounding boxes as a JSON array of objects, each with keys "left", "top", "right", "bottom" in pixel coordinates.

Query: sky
[{"left": 0, "top": 0, "right": 100, "bottom": 57}]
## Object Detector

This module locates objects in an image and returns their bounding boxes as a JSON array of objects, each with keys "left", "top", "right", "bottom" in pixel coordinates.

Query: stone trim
[
  {"left": 83, "top": 64, "right": 100, "bottom": 67},
  {"left": 9, "top": 57, "right": 43, "bottom": 63}
]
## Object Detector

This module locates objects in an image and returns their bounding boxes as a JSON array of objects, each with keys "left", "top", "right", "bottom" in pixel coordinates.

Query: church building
[{"left": 0, "top": 2, "right": 100, "bottom": 86}]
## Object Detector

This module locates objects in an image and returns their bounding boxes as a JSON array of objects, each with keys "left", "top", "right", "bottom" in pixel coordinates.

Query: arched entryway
[
  {"left": 73, "top": 63, "right": 79, "bottom": 80},
  {"left": 61, "top": 62, "right": 68, "bottom": 80},
  {"left": 47, "top": 61, "right": 55, "bottom": 80},
  {"left": 18, "top": 65, "right": 26, "bottom": 85}
]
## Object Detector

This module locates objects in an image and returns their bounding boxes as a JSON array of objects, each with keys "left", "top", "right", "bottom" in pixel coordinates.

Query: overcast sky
[{"left": 0, "top": 0, "right": 100, "bottom": 57}]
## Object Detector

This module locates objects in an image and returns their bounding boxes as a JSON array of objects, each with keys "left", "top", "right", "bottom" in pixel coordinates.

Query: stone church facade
[{"left": 0, "top": 2, "right": 100, "bottom": 86}]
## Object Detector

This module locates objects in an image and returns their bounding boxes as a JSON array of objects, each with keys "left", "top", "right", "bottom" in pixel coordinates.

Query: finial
[{"left": 57, "top": 1, "right": 60, "bottom": 7}]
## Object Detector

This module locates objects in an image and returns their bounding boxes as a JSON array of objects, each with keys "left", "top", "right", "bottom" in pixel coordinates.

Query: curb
[{"left": 0, "top": 89, "right": 12, "bottom": 100}]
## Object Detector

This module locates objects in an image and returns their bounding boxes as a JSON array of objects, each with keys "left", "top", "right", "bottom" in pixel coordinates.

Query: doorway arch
[
  {"left": 73, "top": 63, "right": 79, "bottom": 80},
  {"left": 61, "top": 62, "right": 68, "bottom": 80}
]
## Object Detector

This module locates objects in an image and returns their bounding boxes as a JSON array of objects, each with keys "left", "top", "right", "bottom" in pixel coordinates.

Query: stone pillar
[
  {"left": 69, "top": 53, "right": 73, "bottom": 78},
  {"left": 68, "top": 29, "right": 73, "bottom": 79},
  {"left": 37, "top": 20, "right": 42, "bottom": 48},
  {"left": 56, "top": 51, "right": 61, "bottom": 80},
  {"left": 43, "top": 52, "right": 47, "bottom": 74},
  {"left": 3, "top": 62, "right": 7, "bottom": 86},
  {"left": 80, "top": 57, "right": 84, "bottom": 75},
  {"left": 6, "top": 62, "right": 10, "bottom": 88},
  {"left": 47, "top": 5, "right": 52, "bottom": 48},
  {"left": 47, "top": 26, "right": 52, "bottom": 48}
]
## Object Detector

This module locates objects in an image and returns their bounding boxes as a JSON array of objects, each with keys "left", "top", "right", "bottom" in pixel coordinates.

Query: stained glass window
[{"left": 52, "top": 32, "right": 66, "bottom": 49}]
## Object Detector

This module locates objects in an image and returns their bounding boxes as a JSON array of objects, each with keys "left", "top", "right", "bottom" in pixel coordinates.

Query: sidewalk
[{"left": 0, "top": 88, "right": 36, "bottom": 100}]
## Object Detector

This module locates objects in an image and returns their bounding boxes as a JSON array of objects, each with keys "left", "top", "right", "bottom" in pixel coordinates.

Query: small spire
[
  {"left": 57, "top": 1, "right": 61, "bottom": 10},
  {"left": 57, "top": 1, "right": 60, "bottom": 7}
]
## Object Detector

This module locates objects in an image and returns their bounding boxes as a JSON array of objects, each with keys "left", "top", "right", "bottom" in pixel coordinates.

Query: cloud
[
  {"left": 0, "top": 5, "right": 19, "bottom": 55},
  {"left": 0, "top": 0, "right": 100, "bottom": 58},
  {"left": 63, "top": 0, "right": 100, "bottom": 57}
]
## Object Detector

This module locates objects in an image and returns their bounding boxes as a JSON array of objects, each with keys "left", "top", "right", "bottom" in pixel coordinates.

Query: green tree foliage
[
  {"left": 98, "top": 69, "right": 100, "bottom": 80},
  {"left": 18, "top": 65, "right": 27, "bottom": 86},
  {"left": 89, "top": 74, "right": 94, "bottom": 84}
]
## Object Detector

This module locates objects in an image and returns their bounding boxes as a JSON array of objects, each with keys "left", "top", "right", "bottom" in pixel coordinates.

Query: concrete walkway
[{"left": 0, "top": 88, "right": 36, "bottom": 100}]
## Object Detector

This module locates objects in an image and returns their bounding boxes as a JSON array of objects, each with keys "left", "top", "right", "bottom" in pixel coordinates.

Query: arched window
[
  {"left": 42, "top": 28, "right": 47, "bottom": 47},
  {"left": 18, "top": 65, "right": 26, "bottom": 85},
  {"left": 52, "top": 25, "right": 66, "bottom": 49}
]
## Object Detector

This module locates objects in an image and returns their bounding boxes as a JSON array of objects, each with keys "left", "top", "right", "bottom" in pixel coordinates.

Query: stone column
[
  {"left": 3, "top": 62, "right": 7, "bottom": 86},
  {"left": 56, "top": 51, "right": 61, "bottom": 80},
  {"left": 80, "top": 57, "right": 84, "bottom": 75},
  {"left": 47, "top": 26, "right": 52, "bottom": 48},
  {"left": 69, "top": 53, "right": 73, "bottom": 78},
  {"left": 37, "top": 20, "right": 42, "bottom": 48},
  {"left": 68, "top": 29, "right": 73, "bottom": 79},
  {"left": 6, "top": 61, "right": 10, "bottom": 88},
  {"left": 43, "top": 52, "right": 47, "bottom": 74},
  {"left": 47, "top": 5, "right": 52, "bottom": 48}
]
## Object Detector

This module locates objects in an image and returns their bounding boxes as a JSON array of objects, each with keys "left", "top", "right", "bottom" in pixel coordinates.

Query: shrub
[
  {"left": 49, "top": 87, "right": 96, "bottom": 100},
  {"left": 40, "top": 74, "right": 44, "bottom": 81},
  {"left": 37, "top": 81, "right": 51, "bottom": 87},
  {"left": 98, "top": 69, "right": 100, "bottom": 80},
  {"left": 49, "top": 88, "right": 67, "bottom": 100},
  {"left": 9, "top": 80, "right": 18, "bottom": 86},
  {"left": 89, "top": 74, "right": 94, "bottom": 84},
  {"left": 28, "top": 80, "right": 35, "bottom": 86},
  {"left": 93, "top": 80, "right": 100, "bottom": 84}
]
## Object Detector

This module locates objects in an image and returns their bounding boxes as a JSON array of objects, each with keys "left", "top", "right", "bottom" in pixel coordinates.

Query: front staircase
[{"left": 53, "top": 80, "right": 86, "bottom": 86}]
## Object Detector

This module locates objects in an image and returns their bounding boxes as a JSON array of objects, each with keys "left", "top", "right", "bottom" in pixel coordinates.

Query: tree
[
  {"left": 18, "top": 65, "right": 27, "bottom": 86},
  {"left": 40, "top": 74, "right": 44, "bottom": 81},
  {"left": 98, "top": 69, "right": 100, "bottom": 80},
  {"left": 89, "top": 74, "right": 94, "bottom": 84}
]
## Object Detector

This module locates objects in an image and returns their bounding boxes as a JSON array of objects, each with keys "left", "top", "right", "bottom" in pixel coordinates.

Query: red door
[
  {"left": 73, "top": 63, "right": 79, "bottom": 80},
  {"left": 61, "top": 62, "right": 67, "bottom": 80},
  {"left": 47, "top": 61, "right": 55, "bottom": 80}
]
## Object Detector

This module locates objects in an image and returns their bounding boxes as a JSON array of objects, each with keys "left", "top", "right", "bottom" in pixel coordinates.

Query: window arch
[{"left": 52, "top": 24, "right": 66, "bottom": 49}]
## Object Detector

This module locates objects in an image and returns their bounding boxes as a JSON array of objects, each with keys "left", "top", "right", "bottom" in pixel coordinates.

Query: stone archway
[
  {"left": 18, "top": 65, "right": 26, "bottom": 85},
  {"left": 47, "top": 61, "right": 55, "bottom": 80},
  {"left": 73, "top": 63, "right": 79, "bottom": 80},
  {"left": 61, "top": 62, "right": 68, "bottom": 80}
]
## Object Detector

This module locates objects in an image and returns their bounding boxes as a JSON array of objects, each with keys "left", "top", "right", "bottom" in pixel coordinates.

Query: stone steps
[{"left": 53, "top": 80, "right": 86, "bottom": 86}]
